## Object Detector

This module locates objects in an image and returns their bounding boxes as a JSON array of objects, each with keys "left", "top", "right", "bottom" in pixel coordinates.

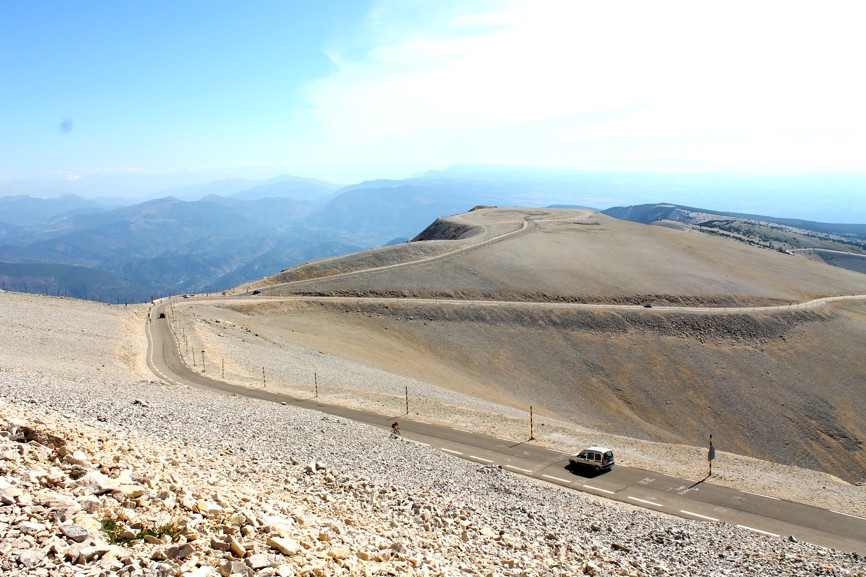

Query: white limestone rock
[
  {"left": 60, "top": 523, "right": 89, "bottom": 543},
  {"left": 266, "top": 536, "right": 300, "bottom": 556},
  {"left": 76, "top": 470, "right": 119, "bottom": 494},
  {"left": 246, "top": 552, "right": 276, "bottom": 569}
]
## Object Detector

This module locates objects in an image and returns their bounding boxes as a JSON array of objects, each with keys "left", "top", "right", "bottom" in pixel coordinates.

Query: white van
[{"left": 569, "top": 446, "right": 615, "bottom": 472}]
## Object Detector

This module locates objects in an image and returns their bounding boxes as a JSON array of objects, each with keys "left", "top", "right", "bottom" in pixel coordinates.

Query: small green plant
[
  {"left": 100, "top": 515, "right": 182, "bottom": 545},
  {"left": 99, "top": 517, "right": 122, "bottom": 544},
  {"left": 142, "top": 521, "right": 183, "bottom": 542}
]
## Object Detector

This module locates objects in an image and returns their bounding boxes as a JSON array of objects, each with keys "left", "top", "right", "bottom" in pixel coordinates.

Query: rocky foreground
[{"left": 2, "top": 370, "right": 864, "bottom": 577}]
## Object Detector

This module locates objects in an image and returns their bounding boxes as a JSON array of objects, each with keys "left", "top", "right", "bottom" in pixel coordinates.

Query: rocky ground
[{"left": 1, "top": 291, "right": 865, "bottom": 576}]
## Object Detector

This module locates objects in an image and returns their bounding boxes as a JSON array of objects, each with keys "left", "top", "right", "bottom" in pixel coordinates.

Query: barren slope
[
  {"left": 239, "top": 207, "right": 866, "bottom": 482},
  {"left": 261, "top": 208, "right": 866, "bottom": 305}
]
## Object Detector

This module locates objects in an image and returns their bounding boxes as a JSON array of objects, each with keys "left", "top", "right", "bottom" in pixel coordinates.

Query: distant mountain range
[
  {"left": 1, "top": 169, "right": 864, "bottom": 301},
  {"left": 603, "top": 203, "right": 866, "bottom": 274}
]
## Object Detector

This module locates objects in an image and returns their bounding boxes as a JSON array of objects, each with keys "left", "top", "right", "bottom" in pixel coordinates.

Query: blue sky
[{"left": 2, "top": 1, "right": 865, "bottom": 196}]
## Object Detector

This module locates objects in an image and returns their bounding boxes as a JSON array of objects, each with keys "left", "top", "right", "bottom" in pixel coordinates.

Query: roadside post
[
  {"left": 315, "top": 372, "right": 318, "bottom": 398},
  {"left": 201, "top": 350, "right": 206, "bottom": 373},
  {"left": 530, "top": 406, "right": 535, "bottom": 440},
  {"left": 708, "top": 434, "right": 715, "bottom": 476},
  {"left": 405, "top": 386, "right": 409, "bottom": 415}
]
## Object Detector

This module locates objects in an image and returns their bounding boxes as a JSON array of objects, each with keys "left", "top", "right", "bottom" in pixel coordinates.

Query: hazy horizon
[
  {"left": 2, "top": 1, "right": 865, "bottom": 222},
  {"left": 2, "top": 166, "right": 865, "bottom": 224}
]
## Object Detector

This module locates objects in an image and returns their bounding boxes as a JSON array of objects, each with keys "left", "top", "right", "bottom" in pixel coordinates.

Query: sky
[{"left": 2, "top": 1, "right": 866, "bottom": 206}]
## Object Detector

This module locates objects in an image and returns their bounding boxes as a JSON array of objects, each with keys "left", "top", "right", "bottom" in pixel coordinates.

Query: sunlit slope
[
  {"left": 262, "top": 208, "right": 866, "bottom": 305},
  {"left": 239, "top": 207, "right": 866, "bottom": 482}
]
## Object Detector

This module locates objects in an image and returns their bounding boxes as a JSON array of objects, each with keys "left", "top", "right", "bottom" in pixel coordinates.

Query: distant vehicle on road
[
  {"left": 158, "top": 312, "right": 166, "bottom": 319},
  {"left": 252, "top": 290, "right": 261, "bottom": 295},
  {"left": 569, "top": 446, "right": 615, "bottom": 472}
]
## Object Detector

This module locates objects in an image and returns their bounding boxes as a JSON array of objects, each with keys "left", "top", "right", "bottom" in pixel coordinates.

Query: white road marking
[
  {"left": 469, "top": 455, "right": 493, "bottom": 464},
  {"left": 442, "top": 448, "right": 463, "bottom": 456},
  {"left": 831, "top": 510, "right": 866, "bottom": 521},
  {"left": 742, "top": 490, "right": 780, "bottom": 500},
  {"left": 504, "top": 465, "right": 533, "bottom": 474},
  {"left": 541, "top": 474, "right": 571, "bottom": 484},
  {"left": 628, "top": 496, "right": 663, "bottom": 507},
  {"left": 145, "top": 321, "right": 184, "bottom": 386},
  {"left": 736, "top": 525, "right": 780, "bottom": 538},
  {"left": 583, "top": 485, "right": 615, "bottom": 495},
  {"left": 413, "top": 441, "right": 431, "bottom": 448},
  {"left": 680, "top": 510, "right": 720, "bottom": 522}
]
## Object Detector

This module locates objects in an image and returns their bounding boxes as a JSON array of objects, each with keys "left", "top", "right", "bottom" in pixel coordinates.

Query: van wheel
[{"left": 594, "top": 465, "right": 601, "bottom": 472}]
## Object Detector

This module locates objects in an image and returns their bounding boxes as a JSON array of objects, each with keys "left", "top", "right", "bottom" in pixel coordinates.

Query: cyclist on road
[{"left": 391, "top": 421, "right": 401, "bottom": 437}]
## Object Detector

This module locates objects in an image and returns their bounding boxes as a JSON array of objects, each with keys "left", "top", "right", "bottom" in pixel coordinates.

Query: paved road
[{"left": 147, "top": 300, "right": 866, "bottom": 555}]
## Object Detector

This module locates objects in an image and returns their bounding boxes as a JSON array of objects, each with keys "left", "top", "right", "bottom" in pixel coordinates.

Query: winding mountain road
[
  {"left": 146, "top": 295, "right": 866, "bottom": 555},
  {"left": 146, "top": 208, "right": 866, "bottom": 553}
]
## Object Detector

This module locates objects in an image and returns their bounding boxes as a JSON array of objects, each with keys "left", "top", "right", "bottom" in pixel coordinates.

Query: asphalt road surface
[{"left": 147, "top": 298, "right": 866, "bottom": 555}]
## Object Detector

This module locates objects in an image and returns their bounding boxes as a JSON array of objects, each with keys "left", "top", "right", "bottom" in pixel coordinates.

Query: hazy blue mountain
[
  {"left": 0, "top": 167, "right": 296, "bottom": 201},
  {"left": 304, "top": 181, "right": 508, "bottom": 246},
  {"left": 339, "top": 168, "right": 599, "bottom": 208},
  {"left": 228, "top": 175, "right": 340, "bottom": 201},
  {"left": 202, "top": 195, "right": 325, "bottom": 227},
  {"left": 0, "top": 262, "right": 135, "bottom": 301},
  {"left": 151, "top": 175, "right": 340, "bottom": 203},
  {"left": 0, "top": 197, "right": 247, "bottom": 266},
  {"left": 152, "top": 179, "right": 260, "bottom": 201},
  {"left": 203, "top": 237, "right": 364, "bottom": 291},
  {"left": 334, "top": 178, "right": 408, "bottom": 193},
  {"left": 0, "top": 221, "right": 28, "bottom": 245},
  {"left": 0, "top": 193, "right": 371, "bottom": 301},
  {"left": 306, "top": 169, "right": 633, "bottom": 246},
  {"left": 602, "top": 203, "right": 866, "bottom": 238},
  {"left": 0, "top": 194, "right": 111, "bottom": 227}
]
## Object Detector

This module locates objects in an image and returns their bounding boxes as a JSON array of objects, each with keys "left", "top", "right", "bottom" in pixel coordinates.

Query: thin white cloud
[{"left": 296, "top": 0, "right": 866, "bottom": 177}]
